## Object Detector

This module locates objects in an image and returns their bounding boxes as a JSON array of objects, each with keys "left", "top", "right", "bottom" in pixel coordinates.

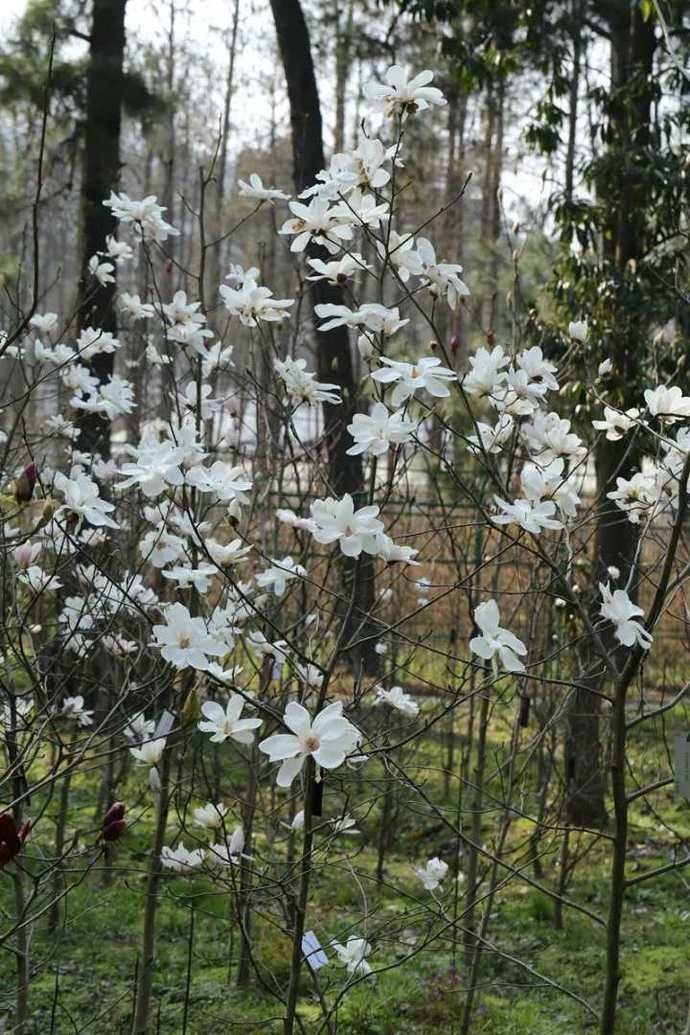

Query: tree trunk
[
  {"left": 565, "top": 1, "right": 655, "bottom": 830},
  {"left": 77, "top": 0, "right": 127, "bottom": 456},
  {"left": 268, "top": 0, "right": 378, "bottom": 674},
  {"left": 333, "top": 0, "right": 354, "bottom": 153}
]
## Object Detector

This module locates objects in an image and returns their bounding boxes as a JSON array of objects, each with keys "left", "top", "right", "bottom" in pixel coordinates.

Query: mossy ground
[{"left": 1, "top": 684, "right": 688, "bottom": 1034}]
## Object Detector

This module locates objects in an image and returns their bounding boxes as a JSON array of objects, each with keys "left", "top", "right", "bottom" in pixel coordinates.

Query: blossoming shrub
[{"left": 0, "top": 61, "right": 688, "bottom": 1034}]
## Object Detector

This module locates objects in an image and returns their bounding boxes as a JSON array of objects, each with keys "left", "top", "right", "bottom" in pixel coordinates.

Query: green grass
[{"left": 1, "top": 694, "right": 689, "bottom": 1033}]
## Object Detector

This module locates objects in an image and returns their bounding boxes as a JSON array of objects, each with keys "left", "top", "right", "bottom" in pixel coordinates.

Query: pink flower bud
[
  {"left": 102, "top": 802, "right": 126, "bottom": 842},
  {"left": 13, "top": 542, "right": 40, "bottom": 570}
]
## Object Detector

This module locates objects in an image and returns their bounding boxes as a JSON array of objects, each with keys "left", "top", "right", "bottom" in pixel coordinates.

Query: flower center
[
  {"left": 178, "top": 635, "right": 191, "bottom": 649},
  {"left": 303, "top": 734, "right": 320, "bottom": 753}
]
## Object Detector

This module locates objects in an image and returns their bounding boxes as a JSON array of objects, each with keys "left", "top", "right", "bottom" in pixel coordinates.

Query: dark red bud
[
  {"left": 164, "top": 258, "right": 173, "bottom": 275},
  {"left": 486, "top": 329, "right": 496, "bottom": 347},
  {"left": 0, "top": 812, "right": 28, "bottom": 867},
  {"left": 449, "top": 334, "right": 460, "bottom": 354},
  {"left": 102, "top": 802, "right": 126, "bottom": 842},
  {"left": 14, "top": 463, "right": 38, "bottom": 504}
]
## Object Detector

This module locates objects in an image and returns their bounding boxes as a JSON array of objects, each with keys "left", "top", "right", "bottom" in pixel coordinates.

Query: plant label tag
[
  {"left": 155, "top": 710, "right": 175, "bottom": 739},
  {"left": 302, "top": 930, "right": 328, "bottom": 970},
  {"left": 673, "top": 733, "right": 690, "bottom": 801}
]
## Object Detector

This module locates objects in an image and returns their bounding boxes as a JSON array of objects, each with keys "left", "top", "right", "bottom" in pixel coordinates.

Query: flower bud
[
  {"left": 13, "top": 542, "right": 40, "bottom": 569},
  {"left": 102, "top": 802, "right": 126, "bottom": 842},
  {"left": 14, "top": 463, "right": 38, "bottom": 504},
  {"left": 0, "top": 812, "right": 30, "bottom": 868}
]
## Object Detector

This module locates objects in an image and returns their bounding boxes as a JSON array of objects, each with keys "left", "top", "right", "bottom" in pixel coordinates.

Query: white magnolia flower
[
  {"left": 598, "top": 358, "right": 613, "bottom": 376},
  {"left": 568, "top": 319, "right": 588, "bottom": 342},
  {"left": 197, "top": 695, "right": 262, "bottom": 744},
  {"left": 521, "top": 412, "right": 584, "bottom": 462},
  {"left": 75, "top": 326, "right": 120, "bottom": 361},
  {"left": 307, "top": 253, "right": 371, "bottom": 283},
  {"left": 116, "top": 440, "right": 186, "bottom": 498},
  {"left": 599, "top": 584, "right": 652, "bottom": 650},
  {"left": 54, "top": 469, "right": 118, "bottom": 529},
  {"left": 161, "top": 842, "right": 205, "bottom": 873},
  {"left": 119, "top": 292, "right": 154, "bottom": 320},
  {"left": 308, "top": 494, "right": 384, "bottom": 557},
  {"left": 238, "top": 172, "right": 290, "bottom": 201},
  {"left": 60, "top": 695, "right": 94, "bottom": 727},
  {"left": 520, "top": 460, "right": 580, "bottom": 519},
  {"left": 104, "top": 234, "right": 133, "bottom": 265},
  {"left": 29, "top": 312, "right": 58, "bottom": 334},
  {"left": 467, "top": 415, "right": 514, "bottom": 455},
  {"left": 279, "top": 196, "right": 353, "bottom": 255},
  {"left": 369, "top": 532, "right": 419, "bottom": 565},
  {"left": 220, "top": 272, "right": 294, "bottom": 326},
  {"left": 416, "top": 856, "right": 448, "bottom": 891},
  {"left": 162, "top": 563, "right": 217, "bottom": 594},
  {"left": 44, "top": 414, "right": 79, "bottom": 439},
  {"left": 415, "top": 237, "right": 470, "bottom": 309},
  {"left": 123, "top": 713, "right": 156, "bottom": 743},
  {"left": 289, "top": 810, "right": 305, "bottom": 831},
  {"left": 375, "top": 685, "right": 419, "bottom": 717},
  {"left": 516, "top": 346, "right": 559, "bottom": 392},
  {"left": 255, "top": 556, "right": 306, "bottom": 597},
  {"left": 370, "top": 355, "right": 456, "bottom": 407},
  {"left": 193, "top": 802, "right": 229, "bottom": 830},
  {"left": 208, "top": 827, "right": 246, "bottom": 865},
  {"left": 18, "top": 565, "right": 63, "bottom": 593},
  {"left": 470, "top": 600, "right": 527, "bottom": 673},
  {"left": 592, "top": 406, "right": 641, "bottom": 441},
  {"left": 152, "top": 603, "right": 227, "bottom": 671},
  {"left": 331, "top": 190, "right": 389, "bottom": 230},
  {"left": 103, "top": 191, "right": 179, "bottom": 243},
  {"left": 331, "top": 814, "right": 360, "bottom": 835},
  {"left": 364, "top": 64, "right": 446, "bottom": 119},
  {"left": 206, "top": 538, "right": 252, "bottom": 567},
  {"left": 347, "top": 402, "right": 417, "bottom": 456},
  {"left": 88, "top": 254, "right": 115, "bottom": 286},
  {"left": 274, "top": 356, "right": 341, "bottom": 407},
  {"left": 130, "top": 737, "right": 166, "bottom": 765},
  {"left": 186, "top": 462, "right": 252, "bottom": 504},
  {"left": 259, "top": 701, "right": 361, "bottom": 787},
  {"left": 377, "top": 229, "right": 422, "bottom": 281},
  {"left": 462, "top": 346, "right": 509, "bottom": 399},
  {"left": 644, "top": 385, "right": 690, "bottom": 424},
  {"left": 139, "top": 528, "right": 187, "bottom": 568},
  {"left": 332, "top": 936, "right": 372, "bottom": 976},
  {"left": 492, "top": 496, "right": 563, "bottom": 534},
  {"left": 607, "top": 472, "right": 660, "bottom": 524},
  {"left": 314, "top": 302, "right": 408, "bottom": 336}
]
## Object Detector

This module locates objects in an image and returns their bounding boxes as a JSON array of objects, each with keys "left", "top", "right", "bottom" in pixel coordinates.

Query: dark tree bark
[
  {"left": 564, "top": 0, "right": 656, "bottom": 829},
  {"left": 269, "top": 0, "right": 378, "bottom": 675},
  {"left": 77, "top": 0, "right": 127, "bottom": 457}
]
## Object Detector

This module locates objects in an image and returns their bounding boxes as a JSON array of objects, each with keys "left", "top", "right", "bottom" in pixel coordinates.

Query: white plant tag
[
  {"left": 673, "top": 733, "right": 690, "bottom": 801},
  {"left": 302, "top": 930, "right": 328, "bottom": 970},
  {"left": 154, "top": 710, "right": 175, "bottom": 739}
]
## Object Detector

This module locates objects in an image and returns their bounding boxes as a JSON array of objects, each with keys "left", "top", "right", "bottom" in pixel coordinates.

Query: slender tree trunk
[
  {"left": 48, "top": 760, "right": 73, "bottom": 933},
  {"left": 565, "top": 1, "right": 655, "bottom": 830},
  {"left": 564, "top": 0, "right": 583, "bottom": 206},
  {"left": 77, "top": 0, "right": 127, "bottom": 456},
  {"left": 333, "top": 0, "right": 354, "bottom": 153},
  {"left": 268, "top": 0, "right": 378, "bottom": 674},
  {"left": 487, "top": 80, "right": 504, "bottom": 334},
  {"left": 132, "top": 749, "right": 172, "bottom": 1035},
  {"left": 208, "top": 0, "right": 240, "bottom": 303}
]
